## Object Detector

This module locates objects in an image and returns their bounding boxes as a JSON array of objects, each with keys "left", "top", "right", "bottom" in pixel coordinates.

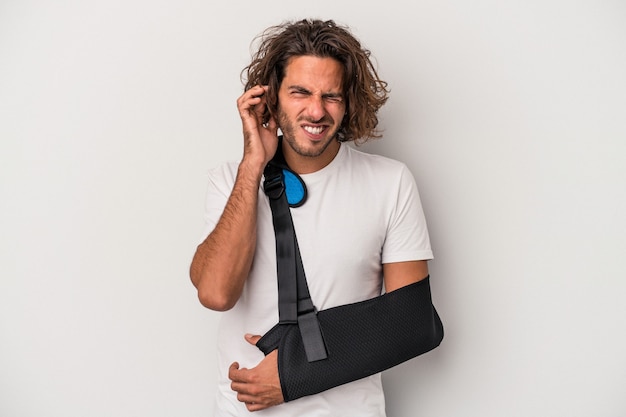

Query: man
[{"left": 190, "top": 19, "right": 439, "bottom": 416}]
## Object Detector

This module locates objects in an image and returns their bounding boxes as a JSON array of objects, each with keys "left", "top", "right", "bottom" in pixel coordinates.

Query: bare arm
[
  {"left": 190, "top": 85, "right": 278, "bottom": 311},
  {"left": 383, "top": 260, "right": 429, "bottom": 292}
]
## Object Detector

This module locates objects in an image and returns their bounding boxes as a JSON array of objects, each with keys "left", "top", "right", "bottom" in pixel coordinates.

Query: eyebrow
[
  {"left": 287, "top": 85, "right": 343, "bottom": 98},
  {"left": 288, "top": 85, "right": 311, "bottom": 94}
]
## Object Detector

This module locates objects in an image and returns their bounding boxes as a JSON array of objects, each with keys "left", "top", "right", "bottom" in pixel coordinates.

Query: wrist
[{"left": 238, "top": 158, "right": 266, "bottom": 183}]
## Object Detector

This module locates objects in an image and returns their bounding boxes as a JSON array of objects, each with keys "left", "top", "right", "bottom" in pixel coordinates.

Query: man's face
[{"left": 276, "top": 55, "right": 346, "bottom": 171}]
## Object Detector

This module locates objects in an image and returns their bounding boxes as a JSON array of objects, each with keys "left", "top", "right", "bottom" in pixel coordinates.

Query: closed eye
[
  {"left": 323, "top": 94, "right": 344, "bottom": 103},
  {"left": 289, "top": 87, "right": 312, "bottom": 97},
  {"left": 287, "top": 86, "right": 344, "bottom": 103}
]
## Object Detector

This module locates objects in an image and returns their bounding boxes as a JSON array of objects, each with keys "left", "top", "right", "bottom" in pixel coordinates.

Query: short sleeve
[
  {"left": 381, "top": 164, "right": 433, "bottom": 264},
  {"left": 198, "top": 162, "right": 239, "bottom": 244}
]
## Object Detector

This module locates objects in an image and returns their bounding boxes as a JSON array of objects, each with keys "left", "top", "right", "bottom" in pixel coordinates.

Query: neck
[{"left": 282, "top": 140, "right": 341, "bottom": 175}]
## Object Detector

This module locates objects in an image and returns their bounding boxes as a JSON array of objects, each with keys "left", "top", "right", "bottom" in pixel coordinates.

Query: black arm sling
[{"left": 258, "top": 143, "right": 444, "bottom": 401}]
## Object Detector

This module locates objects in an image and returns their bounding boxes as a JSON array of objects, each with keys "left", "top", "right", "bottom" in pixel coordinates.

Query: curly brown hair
[{"left": 241, "top": 19, "right": 389, "bottom": 143}]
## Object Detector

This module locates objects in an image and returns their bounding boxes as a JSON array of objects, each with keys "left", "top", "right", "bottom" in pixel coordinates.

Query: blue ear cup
[{"left": 282, "top": 169, "right": 307, "bottom": 207}]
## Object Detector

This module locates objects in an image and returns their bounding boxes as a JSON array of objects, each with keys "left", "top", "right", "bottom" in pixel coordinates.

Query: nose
[{"left": 305, "top": 95, "right": 325, "bottom": 121}]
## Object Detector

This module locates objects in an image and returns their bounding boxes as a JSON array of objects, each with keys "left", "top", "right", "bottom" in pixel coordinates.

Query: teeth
[{"left": 304, "top": 126, "right": 324, "bottom": 135}]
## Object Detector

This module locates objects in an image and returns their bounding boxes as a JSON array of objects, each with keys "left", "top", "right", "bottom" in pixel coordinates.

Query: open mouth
[{"left": 303, "top": 125, "right": 325, "bottom": 135}]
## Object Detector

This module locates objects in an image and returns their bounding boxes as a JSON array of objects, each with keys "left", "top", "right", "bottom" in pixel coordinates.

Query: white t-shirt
[{"left": 201, "top": 143, "right": 433, "bottom": 417}]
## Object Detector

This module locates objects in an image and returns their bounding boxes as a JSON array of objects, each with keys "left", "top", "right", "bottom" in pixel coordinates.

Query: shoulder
[
  {"left": 205, "top": 160, "right": 240, "bottom": 194},
  {"left": 207, "top": 160, "right": 239, "bottom": 179},
  {"left": 342, "top": 144, "right": 413, "bottom": 181}
]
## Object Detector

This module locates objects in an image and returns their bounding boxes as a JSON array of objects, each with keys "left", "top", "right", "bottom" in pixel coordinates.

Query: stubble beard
[{"left": 277, "top": 107, "right": 340, "bottom": 158}]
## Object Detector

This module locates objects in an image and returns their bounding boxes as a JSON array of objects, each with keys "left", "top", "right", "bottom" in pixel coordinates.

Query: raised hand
[{"left": 237, "top": 85, "right": 279, "bottom": 169}]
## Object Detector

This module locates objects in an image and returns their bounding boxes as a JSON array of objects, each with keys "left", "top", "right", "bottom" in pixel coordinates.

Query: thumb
[{"left": 244, "top": 333, "right": 262, "bottom": 345}]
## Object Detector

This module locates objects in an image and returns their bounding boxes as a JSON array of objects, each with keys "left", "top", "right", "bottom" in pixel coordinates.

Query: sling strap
[
  {"left": 263, "top": 145, "right": 328, "bottom": 362},
  {"left": 258, "top": 142, "right": 444, "bottom": 401}
]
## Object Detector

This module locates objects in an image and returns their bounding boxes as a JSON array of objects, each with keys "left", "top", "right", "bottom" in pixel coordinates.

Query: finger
[
  {"left": 248, "top": 84, "right": 267, "bottom": 96},
  {"left": 229, "top": 366, "right": 255, "bottom": 387},
  {"left": 237, "top": 393, "right": 274, "bottom": 411},
  {"left": 238, "top": 85, "right": 267, "bottom": 105},
  {"left": 228, "top": 362, "right": 243, "bottom": 382},
  {"left": 238, "top": 95, "right": 264, "bottom": 116},
  {"left": 239, "top": 85, "right": 265, "bottom": 99},
  {"left": 231, "top": 380, "right": 253, "bottom": 396},
  {"left": 236, "top": 392, "right": 258, "bottom": 403},
  {"left": 246, "top": 401, "right": 270, "bottom": 412},
  {"left": 231, "top": 380, "right": 273, "bottom": 401},
  {"left": 237, "top": 87, "right": 266, "bottom": 114},
  {"left": 244, "top": 333, "right": 262, "bottom": 345},
  {"left": 251, "top": 84, "right": 269, "bottom": 98}
]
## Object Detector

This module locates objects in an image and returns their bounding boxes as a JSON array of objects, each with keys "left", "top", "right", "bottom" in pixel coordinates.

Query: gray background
[{"left": 1, "top": 0, "right": 625, "bottom": 416}]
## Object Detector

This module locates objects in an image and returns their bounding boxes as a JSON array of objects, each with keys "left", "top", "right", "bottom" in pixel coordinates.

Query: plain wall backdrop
[{"left": 1, "top": 1, "right": 625, "bottom": 416}]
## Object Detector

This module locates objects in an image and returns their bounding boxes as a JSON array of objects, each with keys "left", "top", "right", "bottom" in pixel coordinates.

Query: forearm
[
  {"left": 190, "top": 161, "right": 264, "bottom": 311},
  {"left": 256, "top": 277, "right": 444, "bottom": 401}
]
